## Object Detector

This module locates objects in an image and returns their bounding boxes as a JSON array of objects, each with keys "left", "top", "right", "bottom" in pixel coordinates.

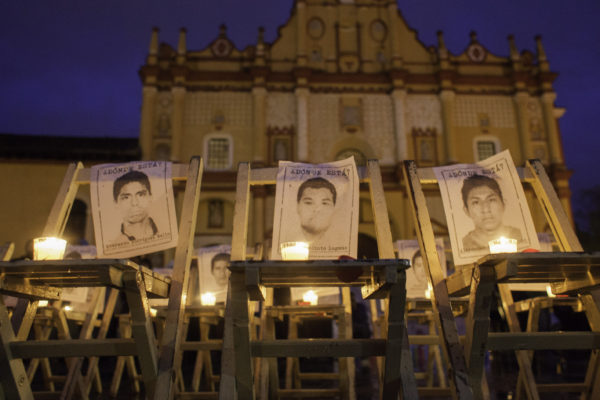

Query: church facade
[{"left": 138, "top": 0, "right": 570, "bottom": 254}]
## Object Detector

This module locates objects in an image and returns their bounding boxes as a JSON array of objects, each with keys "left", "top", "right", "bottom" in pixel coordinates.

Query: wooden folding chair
[
  {"left": 218, "top": 159, "right": 417, "bottom": 400},
  {"left": 402, "top": 158, "right": 600, "bottom": 400},
  {"left": 0, "top": 157, "right": 203, "bottom": 399}
]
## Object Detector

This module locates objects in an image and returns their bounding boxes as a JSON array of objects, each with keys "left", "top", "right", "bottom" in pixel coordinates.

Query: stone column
[
  {"left": 439, "top": 90, "right": 457, "bottom": 163},
  {"left": 513, "top": 92, "right": 532, "bottom": 162},
  {"left": 252, "top": 87, "right": 267, "bottom": 163},
  {"left": 540, "top": 92, "right": 563, "bottom": 164},
  {"left": 170, "top": 86, "right": 186, "bottom": 162},
  {"left": 139, "top": 86, "right": 157, "bottom": 160},
  {"left": 391, "top": 89, "right": 407, "bottom": 161},
  {"left": 295, "top": 88, "right": 309, "bottom": 161}
]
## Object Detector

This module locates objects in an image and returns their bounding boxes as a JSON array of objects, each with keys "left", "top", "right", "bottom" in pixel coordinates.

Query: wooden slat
[
  {"left": 10, "top": 338, "right": 138, "bottom": 358},
  {"left": 403, "top": 160, "right": 473, "bottom": 400},
  {"left": 277, "top": 388, "right": 340, "bottom": 397},
  {"left": 42, "top": 162, "right": 83, "bottom": 237},
  {"left": 526, "top": 159, "right": 583, "bottom": 252},
  {"left": 486, "top": 331, "right": 600, "bottom": 350},
  {"left": 154, "top": 157, "right": 204, "bottom": 400},
  {"left": 250, "top": 339, "right": 387, "bottom": 358}
]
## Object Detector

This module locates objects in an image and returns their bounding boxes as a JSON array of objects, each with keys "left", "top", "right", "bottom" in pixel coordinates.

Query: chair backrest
[
  {"left": 230, "top": 159, "right": 396, "bottom": 261},
  {"left": 41, "top": 157, "right": 204, "bottom": 399}
]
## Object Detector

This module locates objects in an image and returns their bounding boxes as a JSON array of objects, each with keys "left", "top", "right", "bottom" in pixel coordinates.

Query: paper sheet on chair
[
  {"left": 270, "top": 157, "right": 359, "bottom": 301},
  {"left": 433, "top": 150, "right": 539, "bottom": 265},
  {"left": 90, "top": 161, "right": 178, "bottom": 258},
  {"left": 395, "top": 238, "right": 446, "bottom": 299}
]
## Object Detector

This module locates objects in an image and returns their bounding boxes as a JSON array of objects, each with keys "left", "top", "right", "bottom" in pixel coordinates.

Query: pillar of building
[
  {"left": 295, "top": 88, "right": 309, "bottom": 162},
  {"left": 439, "top": 90, "right": 457, "bottom": 163},
  {"left": 513, "top": 92, "right": 532, "bottom": 162},
  {"left": 391, "top": 89, "right": 408, "bottom": 161},
  {"left": 253, "top": 87, "right": 267, "bottom": 163},
  {"left": 540, "top": 92, "right": 563, "bottom": 165},
  {"left": 170, "top": 86, "right": 186, "bottom": 161},
  {"left": 252, "top": 27, "right": 268, "bottom": 164},
  {"left": 139, "top": 86, "right": 157, "bottom": 160}
]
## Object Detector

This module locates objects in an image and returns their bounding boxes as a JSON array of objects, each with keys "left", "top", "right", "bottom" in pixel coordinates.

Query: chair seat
[
  {"left": 446, "top": 252, "right": 600, "bottom": 296},
  {"left": 0, "top": 259, "right": 170, "bottom": 299}
]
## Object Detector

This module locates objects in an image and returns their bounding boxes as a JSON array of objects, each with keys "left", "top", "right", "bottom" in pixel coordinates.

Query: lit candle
[
  {"left": 33, "top": 237, "right": 67, "bottom": 260},
  {"left": 425, "top": 282, "right": 433, "bottom": 299},
  {"left": 302, "top": 290, "right": 318, "bottom": 305},
  {"left": 150, "top": 307, "right": 157, "bottom": 317},
  {"left": 280, "top": 241, "right": 309, "bottom": 260},
  {"left": 201, "top": 292, "right": 216, "bottom": 306},
  {"left": 488, "top": 237, "right": 517, "bottom": 254},
  {"left": 546, "top": 285, "right": 556, "bottom": 298}
]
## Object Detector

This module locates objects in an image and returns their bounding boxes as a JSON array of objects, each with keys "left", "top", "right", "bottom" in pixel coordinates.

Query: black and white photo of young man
[
  {"left": 434, "top": 150, "right": 539, "bottom": 265},
  {"left": 91, "top": 161, "right": 178, "bottom": 258},
  {"left": 271, "top": 157, "right": 359, "bottom": 260}
]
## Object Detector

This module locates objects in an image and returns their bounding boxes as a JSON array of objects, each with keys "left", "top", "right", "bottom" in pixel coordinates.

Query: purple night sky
[{"left": 1, "top": 1, "right": 599, "bottom": 225}]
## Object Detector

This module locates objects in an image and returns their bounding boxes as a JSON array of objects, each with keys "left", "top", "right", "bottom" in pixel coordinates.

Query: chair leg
[
  {"left": 0, "top": 297, "right": 33, "bottom": 399},
  {"left": 122, "top": 271, "right": 159, "bottom": 398},
  {"left": 497, "top": 285, "right": 539, "bottom": 400}
]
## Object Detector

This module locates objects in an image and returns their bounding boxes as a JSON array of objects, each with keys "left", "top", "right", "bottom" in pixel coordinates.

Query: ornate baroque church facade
[{"left": 138, "top": 0, "right": 570, "bottom": 253}]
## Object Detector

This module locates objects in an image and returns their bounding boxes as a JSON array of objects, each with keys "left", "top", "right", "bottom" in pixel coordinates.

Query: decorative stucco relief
[
  {"left": 266, "top": 92, "right": 297, "bottom": 127},
  {"left": 405, "top": 95, "right": 443, "bottom": 132},
  {"left": 308, "top": 94, "right": 339, "bottom": 161},
  {"left": 363, "top": 95, "right": 395, "bottom": 164},
  {"left": 183, "top": 92, "right": 252, "bottom": 127},
  {"left": 454, "top": 95, "right": 515, "bottom": 128}
]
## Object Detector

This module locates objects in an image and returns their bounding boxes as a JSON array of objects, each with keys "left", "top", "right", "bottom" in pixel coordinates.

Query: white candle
[
  {"left": 280, "top": 241, "right": 309, "bottom": 261},
  {"left": 302, "top": 290, "right": 318, "bottom": 305},
  {"left": 33, "top": 237, "right": 67, "bottom": 260},
  {"left": 488, "top": 237, "right": 517, "bottom": 254},
  {"left": 201, "top": 292, "right": 217, "bottom": 306},
  {"left": 425, "top": 282, "right": 433, "bottom": 299}
]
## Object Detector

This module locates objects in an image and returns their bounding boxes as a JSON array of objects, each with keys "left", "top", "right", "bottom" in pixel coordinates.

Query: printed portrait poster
[
  {"left": 395, "top": 239, "right": 446, "bottom": 299},
  {"left": 270, "top": 157, "right": 359, "bottom": 260},
  {"left": 61, "top": 244, "right": 97, "bottom": 304},
  {"left": 90, "top": 161, "right": 178, "bottom": 258},
  {"left": 434, "top": 150, "right": 539, "bottom": 265},
  {"left": 197, "top": 245, "right": 231, "bottom": 303}
]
